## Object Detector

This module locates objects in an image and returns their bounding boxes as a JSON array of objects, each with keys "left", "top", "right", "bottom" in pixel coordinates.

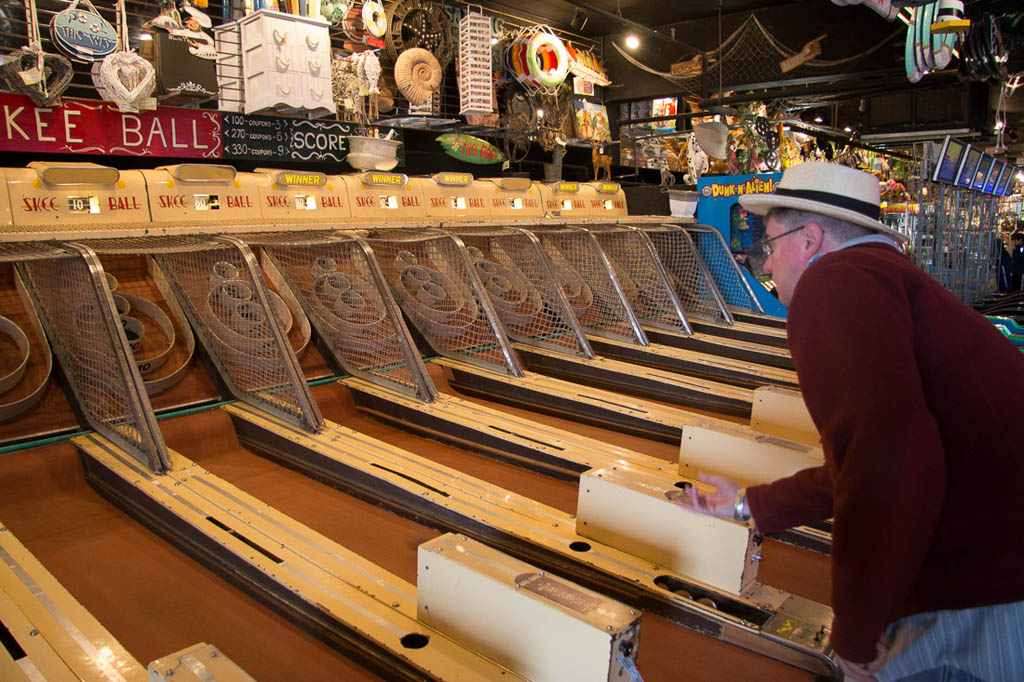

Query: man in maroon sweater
[{"left": 689, "top": 162, "right": 1024, "bottom": 681}]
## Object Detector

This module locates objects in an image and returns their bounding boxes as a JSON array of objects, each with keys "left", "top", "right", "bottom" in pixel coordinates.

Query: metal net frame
[
  {"left": 445, "top": 225, "right": 593, "bottom": 359},
  {"left": 362, "top": 229, "right": 523, "bottom": 377},
  {"left": 638, "top": 224, "right": 734, "bottom": 323},
  {"left": 16, "top": 243, "right": 170, "bottom": 472},
  {"left": 528, "top": 226, "right": 647, "bottom": 345},
  {"left": 253, "top": 232, "right": 438, "bottom": 402},
  {"left": 584, "top": 224, "right": 692, "bottom": 334},
  {"left": 913, "top": 183, "right": 999, "bottom": 305},
  {"left": 150, "top": 236, "right": 323, "bottom": 433},
  {"left": 684, "top": 225, "right": 761, "bottom": 316}
]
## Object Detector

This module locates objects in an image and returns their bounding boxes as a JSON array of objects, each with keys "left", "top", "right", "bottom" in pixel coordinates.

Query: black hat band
[{"left": 774, "top": 187, "right": 882, "bottom": 221}]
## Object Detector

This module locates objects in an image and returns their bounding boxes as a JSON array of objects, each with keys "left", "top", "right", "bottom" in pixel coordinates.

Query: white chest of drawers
[{"left": 228, "top": 10, "right": 335, "bottom": 118}]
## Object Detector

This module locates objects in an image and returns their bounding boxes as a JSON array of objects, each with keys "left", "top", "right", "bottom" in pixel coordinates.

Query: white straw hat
[
  {"left": 739, "top": 161, "right": 907, "bottom": 241},
  {"left": 693, "top": 121, "right": 729, "bottom": 160},
  {"left": 182, "top": 5, "right": 212, "bottom": 29}
]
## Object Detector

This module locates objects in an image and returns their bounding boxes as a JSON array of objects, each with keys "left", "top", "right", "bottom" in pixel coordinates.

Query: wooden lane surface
[
  {"left": 0, "top": 437, "right": 384, "bottom": 681},
  {"left": 0, "top": 382, "right": 832, "bottom": 681}
]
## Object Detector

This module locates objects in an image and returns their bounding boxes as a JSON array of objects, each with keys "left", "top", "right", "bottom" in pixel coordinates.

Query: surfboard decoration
[{"left": 436, "top": 134, "right": 506, "bottom": 165}]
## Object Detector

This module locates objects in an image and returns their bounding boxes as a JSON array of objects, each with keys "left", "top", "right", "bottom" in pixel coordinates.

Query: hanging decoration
[
  {"left": 394, "top": 46, "right": 442, "bottom": 105},
  {"left": 361, "top": 0, "right": 387, "bottom": 47},
  {"left": 356, "top": 49, "right": 382, "bottom": 118},
  {"left": 49, "top": 0, "right": 118, "bottom": 62},
  {"left": 384, "top": 0, "right": 452, "bottom": 69},
  {"left": 504, "top": 25, "right": 570, "bottom": 95},
  {"left": 458, "top": 7, "right": 493, "bottom": 116},
  {"left": 565, "top": 42, "right": 610, "bottom": 87},
  {"left": 904, "top": 1, "right": 955, "bottom": 83},
  {"left": 436, "top": 133, "right": 505, "bottom": 164},
  {"left": 320, "top": 0, "right": 349, "bottom": 25},
  {"left": 957, "top": 11, "right": 1009, "bottom": 82},
  {"left": 1, "top": 0, "right": 73, "bottom": 106},
  {"left": 148, "top": 1, "right": 218, "bottom": 104},
  {"left": 91, "top": 0, "right": 156, "bottom": 110},
  {"left": 341, "top": 1, "right": 367, "bottom": 43}
]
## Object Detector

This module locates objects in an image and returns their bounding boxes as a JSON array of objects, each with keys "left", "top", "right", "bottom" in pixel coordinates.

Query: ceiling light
[
  {"left": 814, "top": 116, "right": 823, "bottom": 123},
  {"left": 536, "top": 108, "right": 544, "bottom": 118},
  {"left": 625, "top": 35, "right": 640, "bottom": 50},
  {"left": 844, "top": 126, "right": 852, "bottom": 133},
  {"left": 490, "top": 37, "right": 498, "bottom": 45}
]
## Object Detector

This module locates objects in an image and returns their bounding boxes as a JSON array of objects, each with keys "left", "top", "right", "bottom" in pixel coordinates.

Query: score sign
[{"left": 0, "top": 93, "right": 221, "bottom": 158}]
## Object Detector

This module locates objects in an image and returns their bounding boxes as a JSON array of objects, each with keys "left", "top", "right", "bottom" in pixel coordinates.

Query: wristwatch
[{"left": 732, "top": 489, "right": 751, "bottom": 522}]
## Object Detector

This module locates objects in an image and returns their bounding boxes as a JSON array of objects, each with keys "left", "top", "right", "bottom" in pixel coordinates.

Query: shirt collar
[{"left": 808, "top": 233, "right": 901, "bottom": 266}]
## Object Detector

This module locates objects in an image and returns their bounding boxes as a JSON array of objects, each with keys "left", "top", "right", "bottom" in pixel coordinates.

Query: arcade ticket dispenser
[
  {"left": 141, "top": 164, "right": 263, "bottom": 234},
  {"left": 3, "top": 162, "right": 150, "bottom": 240},
  {"left": 537, "top": 181, "right": 588, "bottom": 221},
  {"left": 579, "top": 182, "right": 628, "bottom": 220},
  {"left": 479, "top": 177, "right": 545, "bottom": 223},
  {"left": 251, "top": 168, "right": 351, "bottom": 225},
  {"left": 420, "top": 172, "right": 492, "bottom": 221},
  {"left": 419, "top": 533, "right": 642, "bottom": 682},
  {"left": 338, "top": 171, "right": 429, "bottom": 226}
]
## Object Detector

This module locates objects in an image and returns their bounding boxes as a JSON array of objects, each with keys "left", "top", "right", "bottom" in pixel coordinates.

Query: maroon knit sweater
[{"left": 747, "top": 243, "right": 1024, "bottom": 663}]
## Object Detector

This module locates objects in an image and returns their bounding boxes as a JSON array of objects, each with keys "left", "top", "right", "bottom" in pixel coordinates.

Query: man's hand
[
  {"left": 834, "top": 641, "right": 888, "bottom": 682},
  {"left": 676, "top": 473, "right": 741, "bottom": 518}
]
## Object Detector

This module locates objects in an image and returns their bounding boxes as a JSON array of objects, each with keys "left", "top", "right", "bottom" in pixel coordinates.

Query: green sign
[{"left": 436, "top": 133, "right": 505, "bottom": 165}]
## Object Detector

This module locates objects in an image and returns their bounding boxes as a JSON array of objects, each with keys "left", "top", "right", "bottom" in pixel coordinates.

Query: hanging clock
[{"left": 384, "top": 0, "right": 452, "bottom": 69}]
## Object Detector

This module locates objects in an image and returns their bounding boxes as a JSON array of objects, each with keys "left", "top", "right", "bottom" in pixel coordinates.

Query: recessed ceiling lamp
[{"left": 625, "top": 34, "right": 640, "bottom": 49}]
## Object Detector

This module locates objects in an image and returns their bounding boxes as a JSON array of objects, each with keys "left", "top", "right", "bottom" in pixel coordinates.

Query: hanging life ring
[
  {"left": 526, "top": 32, "right": 569, "bottom": 88},
  {"left": 362, "top": 0, "right": 387, "bottom": 38}
]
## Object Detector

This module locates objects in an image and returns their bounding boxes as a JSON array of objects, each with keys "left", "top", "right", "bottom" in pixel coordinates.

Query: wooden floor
[{"left": 0, "top": 363, "right": 830, "bottom": 682}]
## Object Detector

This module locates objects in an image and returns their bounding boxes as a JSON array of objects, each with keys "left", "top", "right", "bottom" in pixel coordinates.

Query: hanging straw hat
[
  {"left": 692, "top": 121, "right": 729, "bottom": 160},
  {"left": 394, "top": 47, "right": 442, "bottom": 105},
  {"left": 738, "top": 161, "right": 907, "bottom": 240},
  {"left": 181, "top": 4, "right": 212, "bottom": 29}
]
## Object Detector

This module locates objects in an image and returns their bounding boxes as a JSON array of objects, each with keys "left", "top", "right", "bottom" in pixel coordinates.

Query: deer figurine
[{"left": 592, "top": 145, "right": 612, "bottom": 181}]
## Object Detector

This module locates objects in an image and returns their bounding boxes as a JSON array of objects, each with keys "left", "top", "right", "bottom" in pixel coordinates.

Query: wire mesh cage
[
  {"left": 683, "top": 225, "right": 759, "bottom": 316},
  {"left": 527, "top": 226, "right": 646, "bottom": 345},
  {"left": 362, "top": 228, "right": 521, "bottom": 376},
  {"left": 585, "top": 224, "right": 692, "bottom": 334},
  {"left": 638, "top": 224, "right": 733, "bottom": 324},
  {"left": 915, "top": 184, "right": 999, "bottom": 304},
  {"left": 445, "top": 225, "right": 591, "bottom": 358},
  {"left": 254, "top": 231, "right": 437, "bottom": 402},
  {"left": 16, "top": 243, "right": 169, "bottom": 472},
  {"left": 151, "top": 235, "right": 322, "bottom": 432}
]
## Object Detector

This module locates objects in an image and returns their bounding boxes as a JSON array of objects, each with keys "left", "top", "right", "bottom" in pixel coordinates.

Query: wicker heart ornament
[
  {"left": 2, "top": 48, "right": 74, "bottom": 105},
  {"left": 94, "top": 51, "right": 155, "bottom": 109}
]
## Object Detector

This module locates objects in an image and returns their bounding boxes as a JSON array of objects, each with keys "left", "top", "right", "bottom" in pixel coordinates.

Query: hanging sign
[
  {"left": 222, "top": 113, "right": 403, "bottom": 165},
  {"left": 0, "top": 93, "right": 221, "bottom": 157},
  {"left": 50, "top": 1, "right": 119, "bottom": 62},
  {"left": 779, "top": 34, "right": 826, "bottom": 74},
  {"left": 436, "top": 133, "right": 505, "bottom": 165}
]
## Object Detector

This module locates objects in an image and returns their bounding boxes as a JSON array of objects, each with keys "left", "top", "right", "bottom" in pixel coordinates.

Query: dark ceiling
[{"left": 475, "top": 0, "right": 796, "bottom": 39}]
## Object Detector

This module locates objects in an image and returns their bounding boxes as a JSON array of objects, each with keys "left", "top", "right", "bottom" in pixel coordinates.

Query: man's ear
[{"left": 802, "top": 222, "right": 825, "bottom": 256}]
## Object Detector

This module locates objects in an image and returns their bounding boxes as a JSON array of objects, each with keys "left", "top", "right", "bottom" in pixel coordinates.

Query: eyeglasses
[{"left": 743, "top": 225, "right": 807, "bottom": 277}]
